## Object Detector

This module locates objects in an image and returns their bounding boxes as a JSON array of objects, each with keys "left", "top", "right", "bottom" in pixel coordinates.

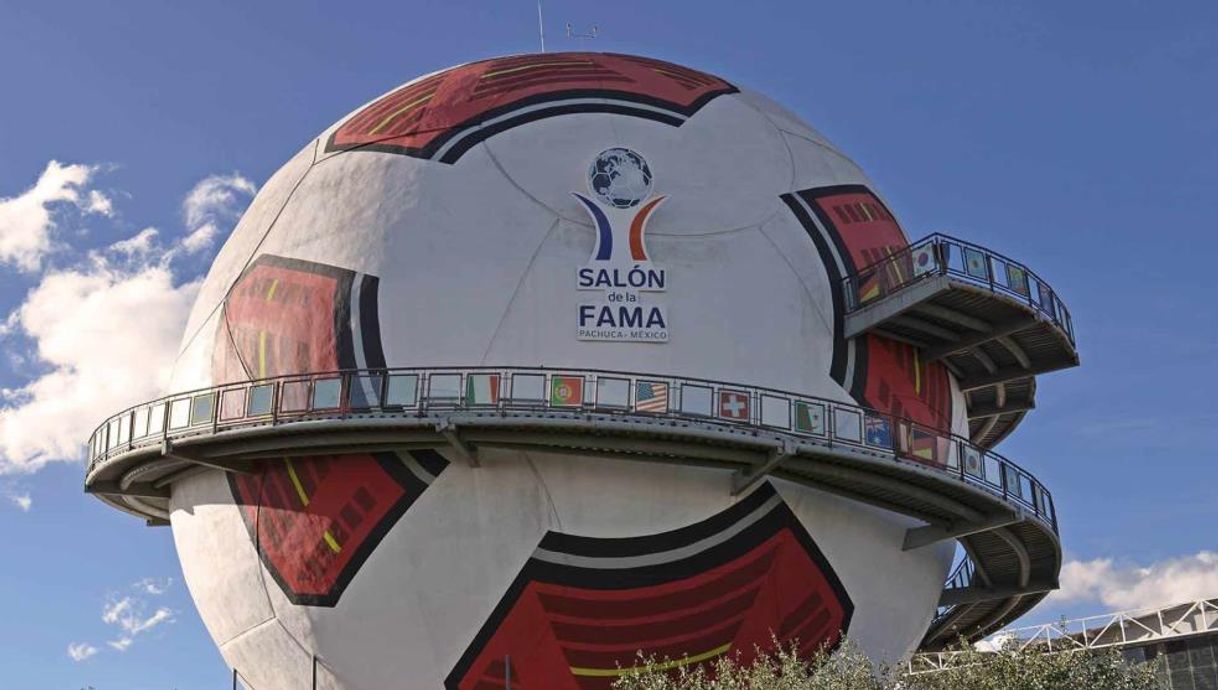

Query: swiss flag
[{"left": 719, "top": 390, "right": 751, "bottom": 421}]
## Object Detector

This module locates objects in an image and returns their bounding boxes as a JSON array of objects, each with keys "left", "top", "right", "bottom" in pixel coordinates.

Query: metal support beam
[
  {"left": 903, "top": 511, "right": 1023, "bottom": 551},
  {"left": 939, "top": 580, "right": 1057, "bottom": 607},
  {"left": 971, "top": 347, "right": 998, "bottom": 374},
  {"left": 993, "top": 527, "right": 1033, "bottom": 587},
  {"left": 970, "top": 416, "right": 1000, "bottom": 445},
  {"left": 792, "top": 461, "right": 985, "bottom": 522},
  {"left": 86, "top": 480, "right": 170, "bottom": 500},
  {"left": 967, "top": 400, "right": 1036, "bottom": 419},
  {"left": 731, "top": 443, "right": 791, "bottom": 496},
  {"left": 996, "top": 335, "right": 1032, "bottom": 369},
  {"left": 959, "top": 361, "right": 1067, "bottom": 391},
  {"left": 465, "top": 430, "right": 767, "bottom": 466},
  {"left": 925, "top": 316, "right": 1035, "bottom": 361},
  {"left": 233, "top": 441, "right": 441, "bottom": 461},
  {"left": 911, "top": 303, "right": 992, "bottom": 332},
  {"left": 889, "top": 315, "right": 961, "bottom": 342},
  {"left": 436, "top": 420, "right": 478, "bottom": 467},
  {"left": 844, "top": 275, "right": 952, "bottom": 338},
  {"left": 870, "top": 328, "right": 930, "bottom": 349},
  {"left": 942, "top": 359, "right": 965, "bottom": 380},
  {"left": 162, "top": 440, "right": 255, "bottom": 475}
]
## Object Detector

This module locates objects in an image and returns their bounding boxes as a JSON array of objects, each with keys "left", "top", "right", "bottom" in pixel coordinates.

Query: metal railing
[
  {"left": 988, "top": 599, "right": 1218, "bottom": 653},
  {"left": 84, "top": 366, "right": 1057, "bottom": 532},
  {"left": 841, "top": 233, "right": 1075, "bottom": 346},
  {"left": 911, "top": 599, "right": 1218, "bottom": 673},
  {"left": 932, "top": 557, "right": 980, "bottom": 627}
]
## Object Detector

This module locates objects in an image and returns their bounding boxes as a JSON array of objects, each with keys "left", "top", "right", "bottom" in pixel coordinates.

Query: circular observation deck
[
  {"left": 842, "top": 234, "right": 1079, "bottom": 449},
  {"left": 84, "top": 366, "right": 1062, "bottom": 649}
]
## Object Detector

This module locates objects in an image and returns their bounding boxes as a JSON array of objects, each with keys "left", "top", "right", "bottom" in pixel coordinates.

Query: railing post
[
  {"left": 211, "top": 388, "right": 220, "bottom": 436},
  {"left": 505, "top": 654, "right": 511, "bottom": 690},
  {"left": 312, "top": 654, "right": 317, "bottom": 690},
  {"left": 420, "top": 371, "right": 429, "bottom": 414},
  {"left": 375, "top": 368, "right": 387, "bottom": 411},
  {"left": 232, "top": 667, "right": 238, "bottom": 690},
  {"left": 160, "top": 400, "right": 170, "bottom": 446}
]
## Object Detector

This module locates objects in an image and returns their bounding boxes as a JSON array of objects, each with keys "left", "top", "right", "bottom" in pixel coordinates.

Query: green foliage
[
  {"left": 906, "top": 645, "right": 1160, "bottom": 690},
  {"left": 612, "top": 641, "right": 889, "bottom": 690},
  {"left": 610, "top": 640, "right": 1160, "bottom": 690}
]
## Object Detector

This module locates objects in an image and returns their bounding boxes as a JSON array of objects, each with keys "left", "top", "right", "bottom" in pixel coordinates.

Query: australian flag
[{"left": 865, "top": 415, "right": 893, "bottom": 447}]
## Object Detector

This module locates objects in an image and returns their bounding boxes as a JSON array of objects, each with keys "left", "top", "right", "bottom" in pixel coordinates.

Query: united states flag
[{"left": 635, "top": 381, "right": 668, "bottom": 412}]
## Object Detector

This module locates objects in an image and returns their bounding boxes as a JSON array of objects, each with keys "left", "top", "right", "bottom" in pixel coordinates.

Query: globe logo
[{"left": 588, "top": 148, "right": 653, "bottom": 208}]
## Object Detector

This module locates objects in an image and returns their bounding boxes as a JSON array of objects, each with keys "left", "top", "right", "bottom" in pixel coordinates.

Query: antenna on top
[
  {"left": 537, "top": 1, "right": 546, "bottom": 52},
  {"left": 566, "top": 22, "right": 598, "bottom": 48}
]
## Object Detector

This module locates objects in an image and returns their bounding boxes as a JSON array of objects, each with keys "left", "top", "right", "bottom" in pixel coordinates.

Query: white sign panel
[{"left": 572, "top": 148, "right": 670, "bottom": 343}]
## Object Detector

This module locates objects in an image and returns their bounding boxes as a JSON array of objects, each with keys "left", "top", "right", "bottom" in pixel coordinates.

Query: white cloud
[
  {"left": 8, "top": 492, "right": 32, "bottom": 511},
  {"left": 975, "top": 632, "right": 1015, "bottom": 653},
  {"left": 101, "top": 596, "right": 132, "bottom": 625},
  {"left": 0, "top": 257, "right": 201, "bottom": 473},
  {"left": 0, "top": 161, "right": 108, "bottom": 271},
  {"left": 85, "top": 190, "right": 113, "bottom": 217},
  {"left": 1050, "top": 551, "right": 1218, "bottom": 612},
  {"left": 67, "top": 642, "right": 98, "bottom": 662},
  {"left": 135, "top": 577, "right": 172, "bottom": 595},
  {"left": 180, "top": 174, "right": 255, "bottom": 255},
  {"left": 109, "top": 227, "right": 158, "bottom": 256},
  {"left": 93, "top": 584, "right": 176, "bottom": 656},
  {"left": 0, "top": 163, "right": 255, "bottom": 475},
  {"left": 124, "top": 607, "right": 173, "bottom": 635}
]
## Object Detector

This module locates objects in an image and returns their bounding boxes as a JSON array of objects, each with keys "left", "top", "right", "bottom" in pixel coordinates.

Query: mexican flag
[
  {"left": 550, "top": 376, "right": 583, "bottom": 406},
  {"left": 466, "top": 374, "right": 500, "bottom": 405}
]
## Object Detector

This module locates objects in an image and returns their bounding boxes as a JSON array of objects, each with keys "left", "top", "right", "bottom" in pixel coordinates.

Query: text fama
[{"left": 578, "top": 304, "right": 668, "bottom": 330}]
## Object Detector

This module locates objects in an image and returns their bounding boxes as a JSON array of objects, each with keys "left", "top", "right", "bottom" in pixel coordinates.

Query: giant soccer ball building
[{"left": 85, "top": 53, "right": 1080, "bottom": 690}]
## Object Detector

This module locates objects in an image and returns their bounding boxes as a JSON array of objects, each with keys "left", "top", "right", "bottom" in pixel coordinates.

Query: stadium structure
[
  {"left": 911, "top": 598, "right": 1218, "bottom": 689},
  {"left": 82, "top": 52, "right": 1080, "bottom": 689}
]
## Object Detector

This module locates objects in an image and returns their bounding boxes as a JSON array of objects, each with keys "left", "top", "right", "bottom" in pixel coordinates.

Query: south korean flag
[{"left": 911, "top": 242, "right": 938, "bottom": 277}]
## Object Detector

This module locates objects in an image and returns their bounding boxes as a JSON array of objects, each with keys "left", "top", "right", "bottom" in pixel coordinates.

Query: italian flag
[{"left": 466, "top": 374, "right": 500, "bottom": 405}]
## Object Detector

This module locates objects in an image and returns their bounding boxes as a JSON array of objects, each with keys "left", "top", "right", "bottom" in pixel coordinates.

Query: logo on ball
[
  {"left": 573, "top": 148, "right": 669, "bottom": 343},
  {"left": 587, "top": 147, "right": 653, "bottom": 208}
]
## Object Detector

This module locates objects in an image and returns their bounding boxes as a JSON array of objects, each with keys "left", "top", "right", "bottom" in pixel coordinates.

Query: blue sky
[{"left": 1, "top": 1, "right": 1216, "bottom": 687}]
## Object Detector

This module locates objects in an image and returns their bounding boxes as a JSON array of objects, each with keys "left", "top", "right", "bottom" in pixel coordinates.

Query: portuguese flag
[{"left": 550, "top": 376, "right": 584, "bottom": 406}]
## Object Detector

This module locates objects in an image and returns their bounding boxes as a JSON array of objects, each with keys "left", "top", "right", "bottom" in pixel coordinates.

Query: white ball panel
[
  {"left": 173, "top": 453, "right": 951, "bottom": 689},
  {"left": 170, "top": 471, "right": 275, "bottom": 646},
  {"left": 783, "top": 130, "right": 873, "bottom": 192},
  {"left": 773, "top": 479, "right": 953, "bottom": 661},
  {"left": 217, "top": 616, "right": 318, "bottom": 690},
  {"left": 475, "top": 218, "right": 847, "bottom": 395},
  {"left": 171, "top": 141, "right": 317, "bottom": 391},
  {"left": 734, "top": 87, "right": 840, "bottom": 151},
  {"left": 481, "top": 96, "right": 792, "bottom": 235}
]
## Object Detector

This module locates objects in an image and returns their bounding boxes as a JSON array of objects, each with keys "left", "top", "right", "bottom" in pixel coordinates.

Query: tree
[
  {"left": 905, "top": 644, "right": 1160, "bottom": 690},
  {"left": 610, "top": 640, "right": 1160, "bottom": 690}
]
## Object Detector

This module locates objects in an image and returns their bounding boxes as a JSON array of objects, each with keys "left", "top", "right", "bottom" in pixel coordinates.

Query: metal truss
[{"left": 909, "top": 598, "right": 1218, "bottom": 674}]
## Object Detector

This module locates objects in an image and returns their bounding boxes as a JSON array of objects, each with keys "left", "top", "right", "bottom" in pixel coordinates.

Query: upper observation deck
[
  {"left": 841, "top": 234, "right": 1079, "bottom": 448},
  {"left": 83, "top": 365, "right": 1062, "bottom": 649}
]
